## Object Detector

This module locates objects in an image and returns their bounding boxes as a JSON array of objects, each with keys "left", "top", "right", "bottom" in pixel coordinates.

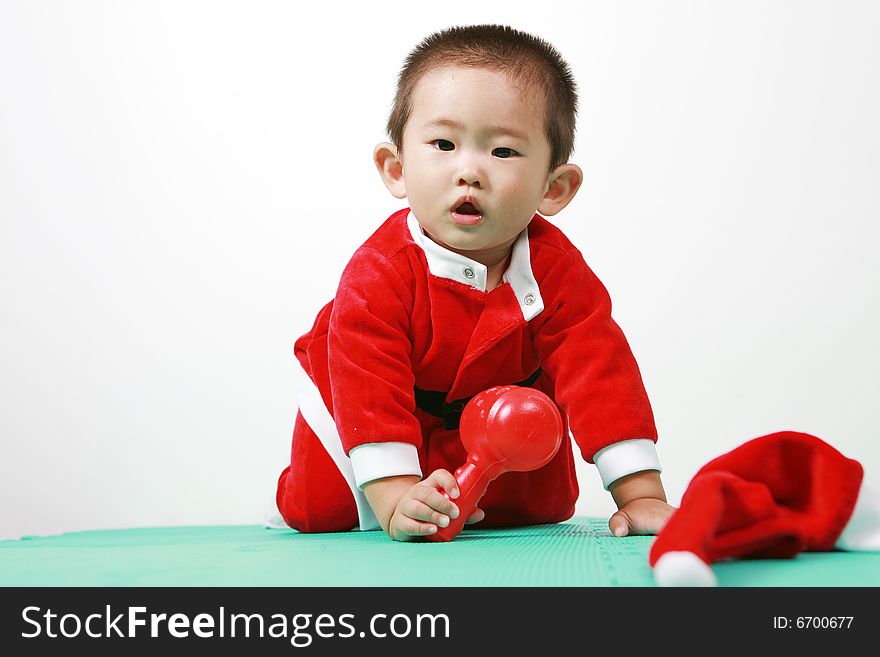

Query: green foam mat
[{"left": 1, "top": 518, "right": 877, "bottom": 586}]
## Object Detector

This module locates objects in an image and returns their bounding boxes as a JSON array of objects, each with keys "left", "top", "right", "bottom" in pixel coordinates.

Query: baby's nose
[
  {"left": 457, "top": 173, "right": 482, "bottom": 188},
  {"left": 456, "top": 166, "right": 484, "bottom": 188},
  {"left": 454, "top": 151, "right": 485, "bottom": 188}
]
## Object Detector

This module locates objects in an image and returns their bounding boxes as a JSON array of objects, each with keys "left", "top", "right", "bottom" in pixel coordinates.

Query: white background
[{"left": 1, "top": 1, "right": 878, "bottom": 540}]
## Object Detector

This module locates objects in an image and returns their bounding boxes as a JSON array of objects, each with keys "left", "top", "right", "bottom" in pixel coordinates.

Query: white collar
[{"left": 406, "top": 211, "right": 544, "bottom": 321}]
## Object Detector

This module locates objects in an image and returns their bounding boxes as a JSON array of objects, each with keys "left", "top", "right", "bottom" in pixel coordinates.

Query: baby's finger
[
  {"left": 400, "top": 499, "right": 452, "bottom": 528},
  {"left": 413, "top": 485, "right": 459, "bottom": 520},
  {"left": 464, "top": 507, "right": 485, "bottom": 525},
  {"left": 424, "top": 469, "right": 460, "bottom": 499},
  {"left": 609, "top": 510, "right": 631, "bottom": 537},
  {"left": 390, "top": 513, "right": 438, "bottom": 539}
]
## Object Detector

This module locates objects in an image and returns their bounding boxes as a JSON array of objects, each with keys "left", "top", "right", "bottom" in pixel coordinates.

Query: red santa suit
[{"left": 276, "top": 208, "right": 661, "bottom": 532}]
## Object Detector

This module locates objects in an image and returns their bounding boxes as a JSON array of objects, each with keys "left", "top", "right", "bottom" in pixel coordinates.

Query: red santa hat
[{"left": 649, "top": 431, "right": 868, "bottom": 586}]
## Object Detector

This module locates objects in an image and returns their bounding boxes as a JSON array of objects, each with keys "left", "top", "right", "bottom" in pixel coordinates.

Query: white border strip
[
  {"left": 502, "top": 228, "right": 544, "bottom": 321},
  {"left": 293, "top": 361, "right": 379, "bottom": 531}
]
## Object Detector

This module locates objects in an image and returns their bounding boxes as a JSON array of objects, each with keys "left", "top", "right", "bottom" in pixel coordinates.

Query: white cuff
[
  {"left": 593, "top": 438, "right": 661, "bottom": 490},
  {"left": 349, "top": 442, "right": 423, "bottom": 490}
]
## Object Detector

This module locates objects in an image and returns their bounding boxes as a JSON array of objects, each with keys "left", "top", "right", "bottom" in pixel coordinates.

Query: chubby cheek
[
  {"left": 408, "top": 178, "right": 437, "bottom": 207},
  {"left": 407, "top": 176, "right": 442, "bottom": 212},
  {"left": 499, "top": 175, "right": 541, "bottom": 211}
]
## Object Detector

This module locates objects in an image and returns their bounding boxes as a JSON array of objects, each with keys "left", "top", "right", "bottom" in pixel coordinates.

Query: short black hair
[{"left": 387, "top": 24, "right": 578, "bottom": 170}]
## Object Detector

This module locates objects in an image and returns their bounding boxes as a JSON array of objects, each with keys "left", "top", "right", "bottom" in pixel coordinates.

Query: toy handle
[{"left": 425, "top": 461, "right": 494, "bottom": 542}]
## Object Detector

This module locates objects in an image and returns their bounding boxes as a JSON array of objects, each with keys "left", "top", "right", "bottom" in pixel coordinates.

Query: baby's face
[{"left": 398, "top": 66, "right": 554, "bottom": 258}]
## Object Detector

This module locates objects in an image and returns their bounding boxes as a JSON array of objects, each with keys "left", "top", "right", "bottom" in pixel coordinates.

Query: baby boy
[{"left": 276, "top": 24, "right": 675, "bottom": 541}]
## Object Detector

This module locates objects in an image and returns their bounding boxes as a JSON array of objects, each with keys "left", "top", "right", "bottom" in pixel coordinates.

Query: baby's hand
[
  {"left": 388, "top": 469, "right": 483, "bottom": 541},
  {"left": 608, "top": 498, "right": 676, "bottom": 538}
]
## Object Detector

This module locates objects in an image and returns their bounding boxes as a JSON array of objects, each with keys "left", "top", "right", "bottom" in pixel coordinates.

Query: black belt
[{"left": 413, "top": 368, "right": 543, "bottom": 430}]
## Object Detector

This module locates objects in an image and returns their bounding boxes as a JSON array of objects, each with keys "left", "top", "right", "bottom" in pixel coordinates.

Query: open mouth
[
  {"left": 455, "top": 202, "right": 480, "bottom": 215},
  {"left": 451, "top": 197, "right": 484, "bottom": 226}
]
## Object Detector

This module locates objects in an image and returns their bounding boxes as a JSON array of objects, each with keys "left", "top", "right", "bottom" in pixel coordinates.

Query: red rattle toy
[{"left": 426, "top": 385, "right": 564, "bottom": 542}]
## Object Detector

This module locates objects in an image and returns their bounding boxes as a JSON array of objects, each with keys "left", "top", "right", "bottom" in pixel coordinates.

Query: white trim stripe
[
  {"left": 593, "top": 438, "right": 662, "bottom": 490},
  {"left": 502, "top": 228, "right": 544, "bottom": 321},
  {"left": 293, "top": 361, "right": 379, "bottom": 531}
]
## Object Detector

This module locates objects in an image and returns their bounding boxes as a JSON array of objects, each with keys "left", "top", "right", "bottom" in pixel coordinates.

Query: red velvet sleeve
[
  {"left": 532, "top": 250, "right": 657, "bottom": 462},
  {"left": 328, "top": 247, "right": 421, "bottom": 454}
]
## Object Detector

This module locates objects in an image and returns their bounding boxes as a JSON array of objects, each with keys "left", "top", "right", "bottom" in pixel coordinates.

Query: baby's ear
[
  {"left": 373, "top": 142, "right": 407, "bottom": 199},
  {"left": 537, "top": 163, "right": 583, "bottom": 216}
]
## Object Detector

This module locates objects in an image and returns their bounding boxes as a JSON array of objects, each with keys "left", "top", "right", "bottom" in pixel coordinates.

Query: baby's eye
[
  {"left": 432, "top": 139, "right": 455, "bottom": 151},
  {"left": 492, "top": 147, "right": 518, "bottom": 159}
]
